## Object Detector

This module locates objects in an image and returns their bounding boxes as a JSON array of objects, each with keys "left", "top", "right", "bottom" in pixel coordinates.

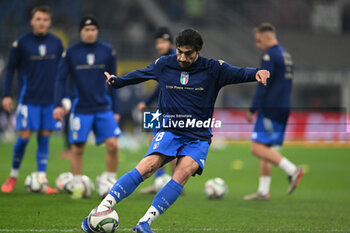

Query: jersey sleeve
[
  {"left": 144, "top": 85, "right": 160, "bottom": 106},
  {"left": 109, "top": 59, "right": 159, "bottom": 89},
  {"left": 54, "top": 50, "right": 70, "bottom": 107},
  {"left": 107, "top": 48, "right": 119, "bottom": 113},
  {"left": 2, "top": 40, "right": 21, "bottom": 97},
  {"left": 216, "top": 60, "right": 258, "bottom": 88}
]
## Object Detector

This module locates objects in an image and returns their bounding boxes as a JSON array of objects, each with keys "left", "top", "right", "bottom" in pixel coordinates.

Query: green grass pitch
[{"left": 0, "top": 135, "right": 349, "bottom": 232}]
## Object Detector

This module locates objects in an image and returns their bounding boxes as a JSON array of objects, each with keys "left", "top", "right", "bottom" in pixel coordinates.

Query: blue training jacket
[
  {"left": 110, "top": 54, "right": 259, "bottom": 141},
  {"left": 55, "top": 41, "right": 119, "bottom": 114},
  {"left": 250, "top": 44, "right": 293, "bottom": 123},
  {"left": 2, "top": 31, "right": 63, "bottom": 105}
]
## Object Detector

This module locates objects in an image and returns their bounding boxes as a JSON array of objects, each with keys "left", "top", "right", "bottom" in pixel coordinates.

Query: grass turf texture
[{"left": 0, "top": 135, "right": 349, "bottom": 232}]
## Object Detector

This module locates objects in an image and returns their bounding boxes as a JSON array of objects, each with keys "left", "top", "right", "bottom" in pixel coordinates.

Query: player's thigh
[
  {"left": 172, "top": 156, "right": 200, "bottom": 185},
  {"left": 177, "top": 139, "right": 210, "bottom": 176},
  {"left": 16, "top": 104, "right": 40, "bottom": 131},
  {"left": 93, "top": 111, "right": 121, "bottom": 145},
  {"left": 69, "top": 113, "right": 94, "bottom": 144}
]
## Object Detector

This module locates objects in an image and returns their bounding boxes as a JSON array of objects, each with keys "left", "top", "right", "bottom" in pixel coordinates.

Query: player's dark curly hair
[{"left": 175, "top": 28, "right": 203, "bottom": 51}]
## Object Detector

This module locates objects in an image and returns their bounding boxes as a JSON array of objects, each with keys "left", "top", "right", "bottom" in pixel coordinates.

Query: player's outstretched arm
[
  {"left": 105, "top": 61, "right": 159, "bottom": 89},
  {"left": 216, "top": 60, "right": 269, "bottom": 87}
]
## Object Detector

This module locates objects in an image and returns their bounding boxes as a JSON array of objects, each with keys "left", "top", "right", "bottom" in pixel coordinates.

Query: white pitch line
[{"left": 0, "top": 228, "right": 349, "bottom": 233}]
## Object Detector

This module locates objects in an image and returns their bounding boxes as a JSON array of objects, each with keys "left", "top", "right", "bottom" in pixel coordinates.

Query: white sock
[
  {"left": 138, "top": 206, "right": 160, "bottom": 225},
  {"left": 10, "top": 169, "right": 19, "bottom": 179},
  {"left": 257, "top": 176, "right": 271, "bottom": 195},
  {"left": 100, "top": 194, "right": 117, "bottom": 208},
  {"left": 103, "top": 171, "right": 117, "bottom": 178},
  {"left": 38, "top": 172, "right": 47, "bottom": 182},
  {"left": 38, "top": 172, "right": 46, "bottom": 178},
  {"left": 278, "top": 158, "right": 297, "bottom": 176}
]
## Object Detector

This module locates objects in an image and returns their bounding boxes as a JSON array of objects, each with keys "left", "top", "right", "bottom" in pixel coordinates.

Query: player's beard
[{"left": 178, "top": 60, "right": 191, "bottom": 68}]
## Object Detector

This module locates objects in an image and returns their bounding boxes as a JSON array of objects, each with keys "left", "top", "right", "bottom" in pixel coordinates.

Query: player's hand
[
  {"left": 137, "top": 101, "right": 146, "bottom": 112},
  {"left": 104, "top": 72, "right": 117, "bottom": 86},
  {"left": 2, "top": 97, "right": 13, "bottom": 113},
  {"left": 53, "top": 107, "right": 66, "bottom": 121},
  {"left": 246, "top": 111, "right": 253, "bottom": 123},
  {"left": 256, "top": 70, "right": 270, "bottom": 86},
  {"left": 114, "top": 114, "right": 120, "bottom": 123}
]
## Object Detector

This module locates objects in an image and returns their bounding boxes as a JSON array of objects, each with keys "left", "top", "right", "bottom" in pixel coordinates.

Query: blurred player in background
[
  {"left": 81, "top": 28, "right": 270, "bottom": 233},
  {"left": 244, "top": 23, "right": 303, "bottom": 201},
  {"left": 1, "top": 6, "right": 63, "bottom": 194},
  {"left": 138, "top": 27, "right": 177, "bottom": 195},
  {"left": 53, "top": 16, "right": 121, "bottom": 199},
  {"left": 137, "top": 27, "right": 175, "bottom": 113}
]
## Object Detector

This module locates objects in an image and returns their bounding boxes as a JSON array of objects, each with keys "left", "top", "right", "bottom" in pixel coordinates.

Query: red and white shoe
[
  {"left": 45, "top": 185, "right": 58, "bottom": 194},
  {"left": 1, "top": 177, "right": 17, "bottom": 193},
  {"left": 288, "top": 167, "right": 304, "bottom": 194}
]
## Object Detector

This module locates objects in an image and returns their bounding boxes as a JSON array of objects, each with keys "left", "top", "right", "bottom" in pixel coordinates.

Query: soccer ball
[
  {"left": 55, "top": 172, "right": 74, "bottom": 193},
  {"left": 88, "top": 205, "right": 119, "bottom": 233},
  {"left": 154, "top": 174, "right": 171, "bottom": 192},
  {"left": 96, "top": 174, "right": 117, "bottom": 199},
  {"left": 204, "top": 177, "right": 228, "bottom": 199},
  {"left": 66, "top": 175, "right": 95, "bottom": 197},
  {"left": 81, "top": 175, "right": 95, "bottom": 197},
  {"left": 24, "top": 172, "right": 47, "bottom": 193}
]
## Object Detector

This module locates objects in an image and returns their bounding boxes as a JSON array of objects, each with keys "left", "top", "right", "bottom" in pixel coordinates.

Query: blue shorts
[
  {"left": 251, "top": 114, "right": 287, "bottom": 146},
  {"left": 69, "top": 110, "right": 121, "bottom": 144},
  {"left": 145, "top": 130, "right": 210, "bottom": 176},
  {"left": 16, "top": 104, "right": 61, "bottom": 131}
]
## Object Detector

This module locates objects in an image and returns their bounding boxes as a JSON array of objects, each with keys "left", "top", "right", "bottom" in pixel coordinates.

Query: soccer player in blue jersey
[
  {"left": 137, "top": 27, "right": 176, "bottom": 113},
  {"left": 81, "top": 28, "right": 270, "bottom": 233},
  {"left": 244, "top": 23, "right": 303, "bottom": 201},
  {"left": 53, "top": 17, "right": 121, "bottom": 199},
  {"left": 138, "top": 27, "right": 177, "bottom": 195},
  {"left": 1, "top": 6, "right": 63, "bottom": 194}
]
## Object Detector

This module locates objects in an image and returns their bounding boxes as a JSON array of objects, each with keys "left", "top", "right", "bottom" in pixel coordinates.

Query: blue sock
[
  {"left": 154, "top": 169, "right": 166, "bottom": 179},
  {"left": 108, "top": 168, "right": 144, "bottom": 203},
  {"left": 11, "top": 136, "right": 29, "bottom": 170},
  {"left": 152, "top": 179, "right": 183, "bottom": 214},
  {"left": 36, "top": 136, "right": 50, "bottom": 172}
]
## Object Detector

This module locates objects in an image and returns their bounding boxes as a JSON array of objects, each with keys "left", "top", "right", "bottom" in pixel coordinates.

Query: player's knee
[
  {"left": 173, "top": 168, "right": 192, "bottom": 185},
  {"left": 136, "top": 158, "right": 160, "bottom": 179},
  {"left": 38, "top": 130, "right": 51, "bottom": 137},
  {"left": 250, "top": 143, "right": 260, "bottom": 155},
  {"left": 72, "top": 143, "right": 85, "bottom": 156},
  {"left": 105, "top": 139, "right": 118, "bottom": 154},
  {"left": 18, "top": 130, "right": 31, "bottom": 139}
]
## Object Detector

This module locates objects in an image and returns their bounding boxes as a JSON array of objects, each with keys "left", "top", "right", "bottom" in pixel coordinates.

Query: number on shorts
[{"left": 155, "top": 132, "right": 165, "bottom": 141}]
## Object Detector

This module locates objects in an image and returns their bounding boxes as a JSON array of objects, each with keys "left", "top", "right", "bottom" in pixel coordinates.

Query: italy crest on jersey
[
  {"left": 87, "top": 53, "right": 95, "bottom": 65},
  {"left": 180, "top": 72, "right": 189, "bottom": 85},
  {"left": 38, "top": 44, "right": 47, "bottom": 56}
]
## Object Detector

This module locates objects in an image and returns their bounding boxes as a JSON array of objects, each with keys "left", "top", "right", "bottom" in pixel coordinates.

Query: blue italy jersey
[
  {"left": 55, "top": 41, "right": 119, "bottom": 114},
  {"left": 250, "top": 44, "right": 293, "bottom": 123},
  {"left": 2, "top": 32, "right": 63, "bottom": 105},
  {"left": 110, "top": 54, "right": 258, "bottom": 141}
]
